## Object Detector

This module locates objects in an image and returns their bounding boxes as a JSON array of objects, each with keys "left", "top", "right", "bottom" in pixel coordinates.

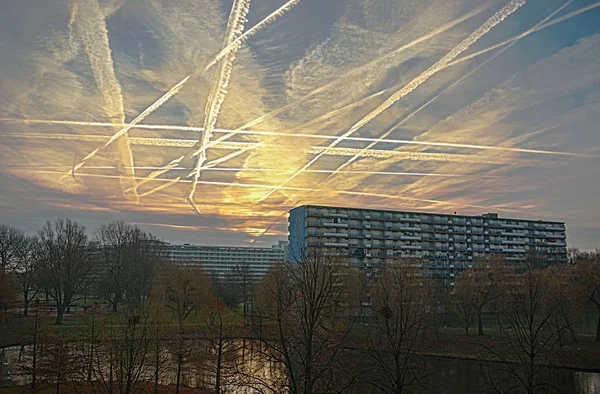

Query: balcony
[
  {"left": 324, "top": 242, "right": 348, "bottom": 247},
  {"left": 500, "top": 223, "right": 525, "bottom": 229},
  {"left": 401, "top": 235, "right": 422, "bottom": 240},
  {"left": 331, "top": 213, "right": 348, "bottom": 218},
  {"left": 545, "top": 241, "right": 567, "bottom": 247},
  {"left": 502, "top": 248, "right": 526, "bottom": 253},
  {"left": 400, "top": 226, "right": 421, "bottom": 231},
  {"left": 324, "top": 232, "right": 348, "bottom": 237},
  {"left": 323, "top": 222, "right": 348, "bottom": 227},
  {"left": 400, "top": 217, "right": 421, "bottom": 222}
]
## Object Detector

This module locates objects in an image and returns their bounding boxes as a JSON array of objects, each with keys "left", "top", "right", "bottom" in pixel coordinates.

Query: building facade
[
  {"left": 167, "top": 241, "right": 288, "bottom": 281},
  {"left": 288, "top": 205, "right": 567, "bottom": 284}
]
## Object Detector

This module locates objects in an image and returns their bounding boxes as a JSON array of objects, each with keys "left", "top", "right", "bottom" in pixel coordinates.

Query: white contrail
[
  {"left": 200, "top": 146, "right": 257, "bottom": 171},
  {"left": 446, "top": 1, "right": 600, "bottom": 69},
  {"left": 307, "top": 146, "right": 538, "bottom": 166},
  {"left": 33, "top": 170, "right": 529, "bottom": 212},
  {"left": 131, "top": 156, "right": 185, "bottom": 192},
  {"left": 204, "top": 0, "right": 302, "bottom": 70},
  {"left": 59, "top": 75, "right": 191, "bottom": 181},
  {"left": 197, "top": 3, "right": 492, "bottom": 152},
  {"left": 7, "top": 165, "right": 508, "bottom": 179},
  {"left": 257, "top": 0, "right": 528, "bottom": 202},
  {"left": 206, "top": 88, "right": 391, "bottom": 150},
  {"left": 231, "top": 2, "right": 493, "bottom": 131},
  {"left": 0, "top": 132, "right": 552, "bottom": 164},
  {"left": 2, "top": 132, "right": 255, "bottom": 149},
  {"left": 1, "top": 124, "right": 593, "bottom": 157},
  {"left": 72, "top": 0, "right": 137, "bottom": 197},
  {"left": 139, "top": 177, "right": 182, "bottom": 198},
  {"left": 326, "top": 0, "right": 574, "bottom": 180},
  {"left": 187, "top": 0, "right": 251, "bottom": 214}
]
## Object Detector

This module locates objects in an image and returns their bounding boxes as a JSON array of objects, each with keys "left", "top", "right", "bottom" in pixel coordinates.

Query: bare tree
[
  {"left": 484, "top": 257, "right": 569, "bottom": 394},
  {"left": 0, "top": 223, "right": 26, "bottom": 272},
  {"left": 17, "top": 301, "right": 49, "bottom": 389},
  {"left": 232, "top": 261, "right": 255, "bottom": 318},
  {"left": 568, "top": 248, "right": 600, "bottom": 341},
  {"left": 0, "top": 224, "right": 25, "bottom": 320},
  {"left": 37, "top": 218, "right": 95, "bottom": 324},
  {"left": 454, "top": 255, "right": 511, "bottom": 336},
  {"left": 153, "top": 263, "right": 212, "bottom": 394},
  {"left": 452, "top": 277, "right": 478, "bottom": 336},
  {"left": 195, "top": 299, "right": 244, "bottom": 394},
  {"left": 0, "top": 268, "right": 18, "bottom": 322},
  {"left": 364, "top": 259, "right": 433, "bottom": 394},
  {"left": 13, "top": 235, "right": 42, "bottom": 316},
  {"left": 95, "top": 307, "right": 155, "bottom": 394},
  {"left": 96, "top": 221, "right": 165, "bottom": 312},
  {"left": 253, "top": 248, "right": 361, "bottom": 394}
]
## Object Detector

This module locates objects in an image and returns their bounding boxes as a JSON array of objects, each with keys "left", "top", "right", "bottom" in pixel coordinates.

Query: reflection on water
[{"left": 2, "top": 344, "right": 599, "bottom": 393}]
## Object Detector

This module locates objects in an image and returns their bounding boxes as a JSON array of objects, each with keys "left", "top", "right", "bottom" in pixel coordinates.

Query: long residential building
[
  {"left": 167, "top": 241, "right": 288, "bottom": 281},
  {"left": 288, "top": 205, "right": 567, "bottom": 284}
]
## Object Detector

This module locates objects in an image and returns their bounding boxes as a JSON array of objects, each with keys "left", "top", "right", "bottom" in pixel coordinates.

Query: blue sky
[{"left": 0, "top": 0, "right": 599, "bottom": 248}]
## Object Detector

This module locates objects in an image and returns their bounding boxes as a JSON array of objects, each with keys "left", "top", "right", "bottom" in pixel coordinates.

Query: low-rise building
[{"left": 167, "top": 241, "right": 288, "bottom": 281}]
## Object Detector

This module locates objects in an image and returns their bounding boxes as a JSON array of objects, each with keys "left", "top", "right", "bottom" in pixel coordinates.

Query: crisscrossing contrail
[{"left": 256, "top": 0, "right": 528, "bottom": 203}]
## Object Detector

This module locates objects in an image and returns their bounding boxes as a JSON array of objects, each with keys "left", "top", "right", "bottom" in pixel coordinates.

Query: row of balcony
[
  {"left": 310, "top": 222, "right": 564, "bottom": 238},
  {"left": 306, "top": 211, "right": 564, "bottom": 231}
]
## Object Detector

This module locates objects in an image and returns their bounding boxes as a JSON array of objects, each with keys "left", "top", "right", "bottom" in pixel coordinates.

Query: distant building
[
  {"left": 166, "top": 241, "right": 288, "bottom": 281},
  {"left": 288, "top": 205, "right": 567, "bottom": 285}
]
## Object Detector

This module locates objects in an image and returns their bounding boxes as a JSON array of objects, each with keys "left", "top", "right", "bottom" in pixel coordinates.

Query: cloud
[{"left": 0, "top": 0, "right": 599, "bottom": 249}]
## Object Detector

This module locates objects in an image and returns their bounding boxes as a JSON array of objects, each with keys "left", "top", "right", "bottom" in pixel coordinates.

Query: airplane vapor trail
[
  {"left": 201, "top": 146, "right": 257, "bottom": 171},
  {"left": 7, "top": 165, "right": 507, "bottom": 179},
  {"left": 196, "top": 3, "right": 493, "bottom": 153},
  {"left": 139, "top": 177, "right": 182, "bottom": 198},
  {"left": 231, "top": 2, "right": 493, "bottom": 132},
  {"left": 2, "top": 124, "right": 592, "bottom": 157},
  {"left": 59, "top": 75, "right": 191, "bottom": 182},
  {"left": 131, "top": 156, "right": 185, "bottom": 192},
  {"left": 257, "top": 0, "right": 528, "bottom": 202},
  {"left": 5, "top": 0, "right": 596, "bottom": 145},
  {"left": 188, "top": 0, "right": 251, "bottom": 214},
  {"left": 205, "top": 89, "right": 392, "bottom": 151},
  {"left": 445, "top": 1, "right": 600, "bottom": 69},
  {"left": 204, "top": 0, "right": 302, "bottom": 71},
  {"left": 325, "top": 0, "right": 575, "bottom": 180},
  {"left": 32, "top": 170, "right": 527, "bottom": 213},
  {"left": 306, "top": 147, "right": 539, "bottom": 166},
  {"left": 3, "top": 132, "right": 256, "bottom": 150},
  {"left": 72, "top": 0, "right": 137, "bottom": 198}
]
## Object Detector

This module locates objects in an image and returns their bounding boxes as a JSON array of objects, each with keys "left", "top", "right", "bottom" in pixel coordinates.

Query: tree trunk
[
  {"left": 55, "top": 305, "right": 66, "bottom": 325},
  {"left": 465, "top": 325, "right": 469, "bottom": 336},
  {"left": 477, "top": 307, "right": 484, "bottom": 336},
  {"left": 175, "top": 356, "right": 182, "bottom": 394},
  {"left": 596, "top": 311, "right": 600, "bottom": 342},
  {"left": 23, "top": 291, "right": 29, "bottom": 316},
  {"left": 31, "top": 318, "right": 38, "bottom": 389},
  {"left": 215, "top": 339, "right": 223, "bottom": 394},
  {"left": 153, "top": 339, "right": 160, "bottom": 394}
]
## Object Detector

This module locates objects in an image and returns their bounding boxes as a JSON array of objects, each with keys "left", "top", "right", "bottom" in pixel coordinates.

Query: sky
[{"left": 0, "top": 0, "right": 599, "bottom": 249}]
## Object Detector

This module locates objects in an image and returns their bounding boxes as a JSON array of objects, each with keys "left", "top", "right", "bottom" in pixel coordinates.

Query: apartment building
[
  {"left": 167, "top": 241, "right": 288, "bottom": 281},
  {"left": 288, "top": 205, "right": 567, "bottom": 284}
]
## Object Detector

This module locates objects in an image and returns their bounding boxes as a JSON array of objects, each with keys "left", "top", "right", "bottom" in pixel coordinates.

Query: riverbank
[
  {"left": 2, "top": 314, "right": 599, "bottom": 372},
  {"left": 416, "top": 331, "right": 600, "bottom": 371}
]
